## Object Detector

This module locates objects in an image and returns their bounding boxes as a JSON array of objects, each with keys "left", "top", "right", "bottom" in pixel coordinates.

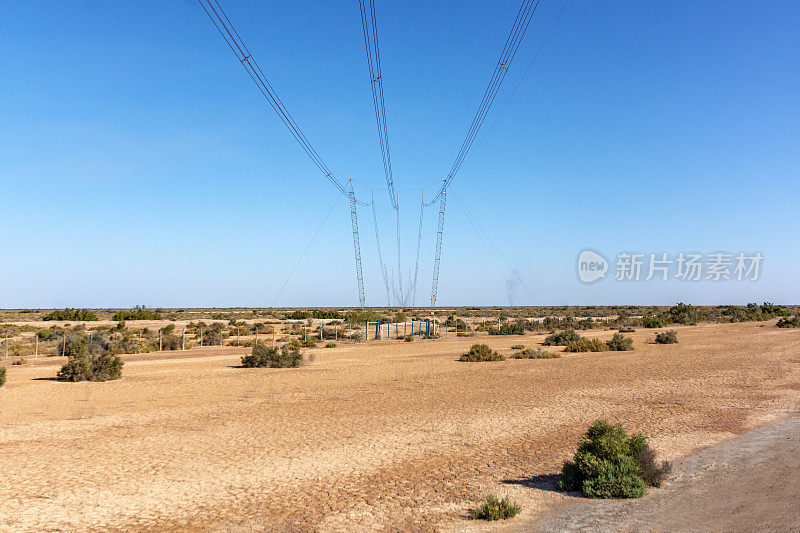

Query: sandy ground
[
  {"left": 1, "top": 321, "right": 799, "bottom": 531},
  {"left": 524, "top": 414, "right": 800, "bottom": 532}
]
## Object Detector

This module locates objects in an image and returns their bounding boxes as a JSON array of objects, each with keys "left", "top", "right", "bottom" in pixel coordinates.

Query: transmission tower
[
  {"left": 430, "top": 182, "right": 447, "bottom": 307},
  {"left": 348, "top": 180, "right": 366, "bottom": 307}
]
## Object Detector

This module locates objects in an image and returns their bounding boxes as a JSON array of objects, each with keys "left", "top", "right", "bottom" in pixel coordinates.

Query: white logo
[{"left": 578, "top": 250, "right": 608, "bottom": 283}]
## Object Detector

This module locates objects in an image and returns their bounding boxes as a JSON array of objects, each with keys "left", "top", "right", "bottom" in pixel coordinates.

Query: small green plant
[
  {"left": 12, "top": 358, "right": 27, "bottom": 366},
  {"left": 641, "top": 315, "right": 664, "bottom": 328},
  {"left": 0, "top": 367, "right": 6, "bottom": 387},
  {"left": 241, "top": 342, "right": 303, "bottom": 368},
  {"left": 618, "top": 327, "right": 636, "bottom": 333},
  {"left": 404, "top": 335, "right": 414, "bottom": 342},
  {"left": 510, "top": 344, "right": 525, "bottom": 350},
  {"left": 470, "top": 494, "right": 521, "bottom": 521},
  {"left": 325, "top": 342, "right": 337, "bottom": 348},
  {"left": 510, "top": 347, "right": 560, "bottom": 359},
  {"left": 606, "top": 333, "right": 634, "bottom": 351},
  {"left": 459, "top": 344, "right": 504, "bottom": 362},
  {"left": 565, "top": 338, "right": 607, "bottom": 352},
  {"left": 555, "top": 420, "right": 670, "bottom": 498},
  {"left": 543, "top": 329, "right": 582, "bottom": 346},
  {"left": 654, "top": 330, "right": 678, "bottom": 344}
]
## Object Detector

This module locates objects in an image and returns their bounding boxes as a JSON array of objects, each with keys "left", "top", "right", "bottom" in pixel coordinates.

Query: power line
[
  {"left": 426, "top": 0, "right": 542, "bottom": 207},
  {"left": 198, "top": 0, "right": 369, "bottom": 205},
  {"left": 358, "top": 0, "right": 397, "bottom": 210},
  {"left": 271, "top": 196, "right": 342, "bottom": 307},
  {"left": 467, "top": 0, "right": 570, "bottom": 163}
]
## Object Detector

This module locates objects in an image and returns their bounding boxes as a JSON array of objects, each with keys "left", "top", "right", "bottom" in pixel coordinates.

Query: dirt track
[{"left": 1, "top": 322, "right": 799, "bottom": 531}]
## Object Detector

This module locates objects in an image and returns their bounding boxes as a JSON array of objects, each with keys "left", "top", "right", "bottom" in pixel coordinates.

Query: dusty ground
[{"left": 1, "top": 321, "right": 799, "bottom": 531}]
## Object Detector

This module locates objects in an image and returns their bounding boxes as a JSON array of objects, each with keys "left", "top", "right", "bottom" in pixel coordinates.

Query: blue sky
[{"left": 1, "top": 1, "right": 798, "bottom": 308}]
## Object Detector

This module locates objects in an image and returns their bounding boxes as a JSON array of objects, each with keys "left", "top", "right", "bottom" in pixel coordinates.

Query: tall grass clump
[
  {"left": 459, "top": 344, "right": 504, "bottom": 362},
  {"left": 0, "top": 367, "right": 6, "bottom": 387},
  {"left": 470, "top": 494, "right": 521, "bottom": 520},
  {"left": 241, "top": 342, "right": 303, "bottom": 368},
  {"left": 543, "top": 329, "right": 582, "bottom": 346},
  {"left": 654, "top": 330, "right": 678, "bottom": 344},
  {"left": 555, "top": 420, "right": 671, "bottom": 498}
]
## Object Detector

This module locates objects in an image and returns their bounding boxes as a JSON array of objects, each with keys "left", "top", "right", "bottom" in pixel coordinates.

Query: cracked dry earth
[{"left": 1, "top": 321, "right": 799, "bottom": 531}]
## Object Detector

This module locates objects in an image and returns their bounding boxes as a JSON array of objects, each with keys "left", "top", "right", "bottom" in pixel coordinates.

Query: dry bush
[
  {"left": 543, "top": 329, "right": 582, "bottom": 346},
  {"left": 241, "top": 342, "right": 303, "bottom": 368},
  {"left": 654, "top": 330, "right": 678, "bottom": 344},
  {"left": 565, "top": 338, "right": 607, "bottom": 352},
  {"left": 510, "top": 347, "right": 560, "bottom": 359},
  {"left": 459, "top": 344, "right": 504, "bottom": 362}
]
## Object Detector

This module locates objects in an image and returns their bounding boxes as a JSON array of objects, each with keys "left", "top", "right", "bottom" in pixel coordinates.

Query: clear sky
[{"left": 1, "top": 1, "right": 798, "bottom": 308}]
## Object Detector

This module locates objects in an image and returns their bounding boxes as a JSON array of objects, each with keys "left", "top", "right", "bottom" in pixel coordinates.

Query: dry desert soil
[{"left": 1, "top": 321, "right": 799, "bottom": 531}]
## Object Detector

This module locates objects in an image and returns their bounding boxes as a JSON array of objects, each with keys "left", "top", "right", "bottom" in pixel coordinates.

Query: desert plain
[{"left": 1, "top": 320, "right": 799, "bottom": 531}]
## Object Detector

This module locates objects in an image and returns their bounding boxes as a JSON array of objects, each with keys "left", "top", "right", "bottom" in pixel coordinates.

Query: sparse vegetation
[
  {"left": 112, "top": 307, "right": 162, "bottom": 321},
  {"left": 470, "top": 494, "right": 521, "bottom": 521},
  {"left": 459, "top": 344, "right": 504, "bottom": 362},
  {"left": 510, "top": 347, "right": 560, "bottom": 359},
  {"left": 606, "top": 333, "right": 634, "bottom": 351},
  {"left": 404, "top": 335, "right": 414, "bottom": 342},
  {"left": 42, "top": 308, "right": 98, "bottom": 321},
  {"left": 776, "top": 316, "right": 800, "bottom": 328},
  {"left": 565, "top": 338, "right": 607, "bottom": 352},
  {"left": 618, "top": 327, "right": 636, "bottom": 333},
  {"left": 325, "top": 342, "right": 337, "bottom": 348},
  {"left": 543, "top": 329, "right": 582, "bottom": 346},
  {"left": 0, "top": 367, "right": 5, "bottom": 387},
  {"left": 555, "top": 419, "right": 670, "bottom": 498},
  {"left": 241, "top": 342, "right": 303, "bottom": 368},
  {"left": 654, "top": 330, "right": 678, "bottom": 344},
  {"left": 510, "top": 344, "right": 525, "bottom": 350}
]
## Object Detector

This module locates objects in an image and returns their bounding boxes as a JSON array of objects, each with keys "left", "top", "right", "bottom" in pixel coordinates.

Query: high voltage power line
[{"left": 199, "top": 0, "right": 563, "bottom": 308}]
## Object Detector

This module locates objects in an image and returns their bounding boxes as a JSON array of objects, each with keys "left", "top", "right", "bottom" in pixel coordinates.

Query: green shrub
[
  {"left": 0, "top": 367, "right": 5, "bottom": 387},
  {"left": 510, "top": 344, "right": 525, "bottom": 350},
  {"left": 654, "top": 330, "right": 678, "bottom": 344},
  {"left": 112, "top": 308, "right": 162, "bottom": 321},
  {"left": 42, "top": 308, "right": 98, "bottom": 321},
  {"left": 618, "top": 327, "right": 636, "bottom": 333},
  {"left": 57, "top": 352, "right": 123, "bottom": 382},
  {"left": 36, "top": 328, "right": 55, "bottom": 341},
  {"left": 511, "top": 347, "right": 560, "bottom": 359},
  {"left": 606, "top": 333, "right": 634, "bottom": 351},
  {"left": 470, "top": 494, "right": 520, "bottom": 521},
  {"left": 459, "top": 344, "right": 504, "bottom": 362},
  {"left": 555, "top": 420, "right": 670, "bottom": 498},
  {"left": 12, "top": 358, "right": 26, "bottom": 366},
  {"left": 543, "top": 329, "right": 582, "bottom": 346},
  {"left": 641, "top": 315, "right": 664, "bottom": 328},
  {"left": 565, "top": 338, "right": 607, "bottom": 352},
  {"left": 776, "top": 316, "right": 800, "bottom": 328},
  {"left": 241, "top": 342, "right": 303, "bottom": 368},
  {"left": 325, "top": 342, "right": 337, "bottom": 348},
  {"left": 404, "top": 335, "right": 414, "bottom": 342}
]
